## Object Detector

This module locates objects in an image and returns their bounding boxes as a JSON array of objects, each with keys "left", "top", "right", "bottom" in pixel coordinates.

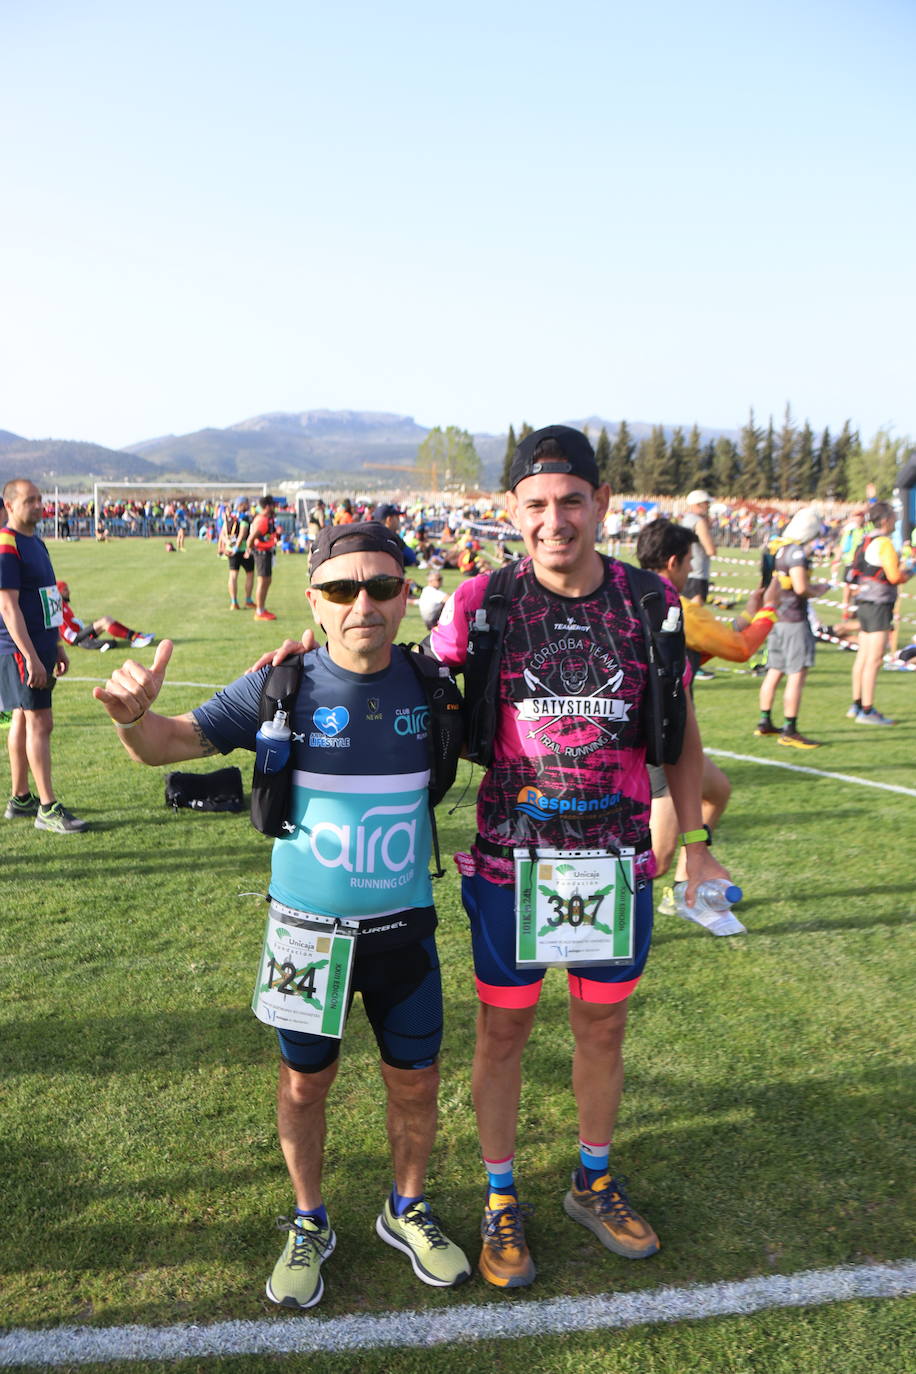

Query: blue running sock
[
  {"left": 391, "top": 1188, "right": 424, "bottom": 1217},
  {"left": 579, "top": 1138, "right": 610, "bottom": 1188},
  {"left": 483, "top": 1154, "right": 515, "bottom": 1194},
  {"left": 295, "top": 1203, "right": 328, "bottom": 1228}
]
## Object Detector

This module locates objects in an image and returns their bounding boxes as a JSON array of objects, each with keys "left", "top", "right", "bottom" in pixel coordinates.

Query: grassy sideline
[{"left": 1, "top": 536, "right": 913, "bottom": 1373}]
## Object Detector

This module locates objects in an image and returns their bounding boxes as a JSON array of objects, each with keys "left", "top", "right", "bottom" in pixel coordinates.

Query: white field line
[
  {"left": 704, "top": 748, "right": 916, "bottom": 798},
  {"left": 64, "top": 676, "right": 224, "bottom": 689},
  {"left": 0, "top": 1262, "right": 912, "bottom": 1367}
]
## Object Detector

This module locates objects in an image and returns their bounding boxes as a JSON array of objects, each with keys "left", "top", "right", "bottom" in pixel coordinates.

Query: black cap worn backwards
[
  {"left": 508, "top": 425, "right": 601, "bottom": 491},
  {"left": 308, "top": 521, "right": 405, "bottom": 577}
]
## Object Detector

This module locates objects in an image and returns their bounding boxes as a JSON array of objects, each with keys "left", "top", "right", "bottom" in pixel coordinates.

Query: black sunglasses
[{"left": 314, "top": 574, "right": 406, "bottom": 605}]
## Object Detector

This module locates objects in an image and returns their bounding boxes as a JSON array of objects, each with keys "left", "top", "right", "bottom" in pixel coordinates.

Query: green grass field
[{"left": 1, "top": 537, "right": 913, "bottom": 1373}]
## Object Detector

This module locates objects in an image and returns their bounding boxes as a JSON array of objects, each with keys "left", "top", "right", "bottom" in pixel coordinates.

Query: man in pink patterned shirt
[{"left": 431, "top": 425, "right": 726, "bottom": 1288}]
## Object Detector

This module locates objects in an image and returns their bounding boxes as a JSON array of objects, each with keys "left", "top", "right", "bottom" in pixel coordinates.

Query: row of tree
[
  {"left": 413, "top": 413, "right": 909, "bottom": 502},
  {"left": 496, "top": 411, "right": 909, "bottom": 502}
]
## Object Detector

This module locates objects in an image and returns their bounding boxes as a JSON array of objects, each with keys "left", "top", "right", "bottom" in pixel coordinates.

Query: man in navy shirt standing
[
  {"left": 0, "top": 478, "right": 87, "bottom": 832},
  {"left": 95, "top": 521, "right": 469, "bottom": 1309}
]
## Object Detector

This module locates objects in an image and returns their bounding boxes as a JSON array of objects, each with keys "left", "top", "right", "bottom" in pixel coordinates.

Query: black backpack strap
[
  {"left": 622, "top": 561, "right": 687, "bottom": 767},
  {"left": 251, "top": 657, "right": 303, "bottom": 838},
  {"left": 399, "top": 643, "right": 465, "bottom": 879},
  {"left": 259, "top": 656, "right": 303, "bottom": 723},
  {"left": 463, "top": 562, "right": 518, "bottom": 767}
]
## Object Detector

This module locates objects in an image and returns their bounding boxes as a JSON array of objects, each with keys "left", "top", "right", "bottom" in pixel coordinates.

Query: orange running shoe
[
  {"left": 478, "top": 1190, "right": 536, "bottom": 1288},
  {"left": 563, "top": 1170, "right": 659, "bottom": 1259}
]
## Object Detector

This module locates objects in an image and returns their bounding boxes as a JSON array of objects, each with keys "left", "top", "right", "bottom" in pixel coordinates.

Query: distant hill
[
  {"left": 1, "top": 409, "right": 737, "bottom": 490},
  {"left": 124, "top": 410, "right": 438, "bottom": 482},
  {"left": 0, "top": 434, "right": 163, "bottom": 485}
]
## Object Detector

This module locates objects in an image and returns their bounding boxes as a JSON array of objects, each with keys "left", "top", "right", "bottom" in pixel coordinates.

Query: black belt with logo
[{"left": 474, "top": 832, "right": 652, "bottom": 859}]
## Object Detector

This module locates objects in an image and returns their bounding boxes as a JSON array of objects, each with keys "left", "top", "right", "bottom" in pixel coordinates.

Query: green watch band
[{"left": 680, "top": 826, "right": 712, "bottom": 845}]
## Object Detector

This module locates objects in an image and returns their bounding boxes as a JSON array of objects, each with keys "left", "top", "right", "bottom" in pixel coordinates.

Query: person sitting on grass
[{"left": 57, "top": 581, "right": 154, "bottom": 651}]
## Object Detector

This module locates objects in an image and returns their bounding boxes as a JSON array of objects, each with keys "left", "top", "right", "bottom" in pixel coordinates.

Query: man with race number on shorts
[
  {"left": 95, "top": 521, "right": 470, "bottom": 1309},
  {"left": 430, "top": 426, "right": 728, "bottom": 1288}
]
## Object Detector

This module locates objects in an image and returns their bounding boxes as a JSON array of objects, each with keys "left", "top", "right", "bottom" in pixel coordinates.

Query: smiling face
[
  {"left": 506, "top": 473, "right": 610, "bottom": 594},
  {"left": 306, "top": 550, "right": 408, "bottom": 674}
]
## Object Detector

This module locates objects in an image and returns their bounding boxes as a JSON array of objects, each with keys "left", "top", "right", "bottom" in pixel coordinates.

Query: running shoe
[
  {"left": 855, "top": 708, "right": 895, "bottom": 726},
  {"left": 34, "top": 801, "right": 89, "bottom": 832},
  {"left": 245, "top": 600, "right": 257, "bottom": 608},
  {"left": 754, "top": 720, "right": 780, "bottom": 736},
  {"left": 777, "top": 730, "right": 821, "bottom": 749},
  {"left": 375, "top": 1197, "right": 471, "bottom": 1287},
  {"left": 266, "top": 1214, "right": 336, "bottom": 1309},
  {"left": 130, "top": 633, "right": 154, "bottom": 648},
  {"left": 229, "top": 601, "right": 240, "bottom": 610},
  {"left": 254, "top": 610, "right": 277, "bottom": 621},
  {"left": 479, "top": 1190, "right": 536, "bottom": 1288},
  {"left": 563, "top": 1169, "right": 659, "bottom": 1259},
  {"left": 5, "top": 791, "right": 40, "bottom": 819},
  {"left": 656, "top": 885, "right": 677, "bottom": 915},
  {"left": 845, "top": 704, "right": 862, "bottom": 720},
  {"left": 694, "top": 668, "right": 716, "bottom": 681}
]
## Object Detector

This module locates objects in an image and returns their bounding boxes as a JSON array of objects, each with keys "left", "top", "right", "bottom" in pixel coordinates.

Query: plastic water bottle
[
  {"left": 695, "top": 879, "right": 743, "bottom": 910},
  {"left": 673, "top": 878, "right": 746, "bottom": 937},
  {"left": 255, "top": 709, "right": 291, "bottom": 774}
]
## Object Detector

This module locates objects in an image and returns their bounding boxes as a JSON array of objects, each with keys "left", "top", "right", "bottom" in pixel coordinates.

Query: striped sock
[
  {"left": 483, "top": 1154, "right": 516, "bottom": 1194},
  {"left": 579, "top": 1138, "right": 610, "bottom": 1188}
]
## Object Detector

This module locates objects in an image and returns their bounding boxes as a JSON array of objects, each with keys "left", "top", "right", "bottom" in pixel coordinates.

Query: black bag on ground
[{"left": 164, "top": 767, "right": 244, "bottom": 812}]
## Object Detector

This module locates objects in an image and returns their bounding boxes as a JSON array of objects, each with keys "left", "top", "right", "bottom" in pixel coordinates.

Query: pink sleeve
[{"left": 429, "top": 574, "right": 489, "bottom": 668}]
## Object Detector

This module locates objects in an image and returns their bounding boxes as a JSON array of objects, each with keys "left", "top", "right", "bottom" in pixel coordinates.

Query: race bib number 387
[
  {"left": 514, "top": 848, "right": 634, "bottom": 968},
  {"left": 251, "top": 907, "right": 355, "bottom": 1038}
]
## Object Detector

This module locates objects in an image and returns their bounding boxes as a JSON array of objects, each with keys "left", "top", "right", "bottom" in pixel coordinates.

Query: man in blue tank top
[{"left": 94, "top": 522, "right": 470, "bottom": 1309}]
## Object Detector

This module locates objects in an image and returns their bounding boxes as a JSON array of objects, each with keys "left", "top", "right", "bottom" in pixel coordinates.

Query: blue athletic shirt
[
  {"left": 193, "top": 646, "right": 435, "bottom": 921},
  {"left": 0, "top": 528, "right": 61, "bottom": 659}
]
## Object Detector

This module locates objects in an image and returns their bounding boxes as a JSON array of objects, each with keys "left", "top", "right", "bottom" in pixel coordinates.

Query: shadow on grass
[
  {"left": 0, "top": 1059, "right": 908, "bottom": 1326},
  {"left": 4, "top": 1007, "right": 269, "bottom": 1076}
]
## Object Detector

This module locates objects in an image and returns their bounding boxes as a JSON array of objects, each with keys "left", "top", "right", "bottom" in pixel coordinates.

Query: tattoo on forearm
[{"left": 191, "top": 719, "right": 220, "bottom": 757}]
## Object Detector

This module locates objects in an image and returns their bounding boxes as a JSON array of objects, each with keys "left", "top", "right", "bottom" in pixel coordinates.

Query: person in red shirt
[
  {"left": 56, "top": 581, "right": 154, "bottom": 651},
  {"left": 246, "top": 496, "right": 279, "bottom": 621}
]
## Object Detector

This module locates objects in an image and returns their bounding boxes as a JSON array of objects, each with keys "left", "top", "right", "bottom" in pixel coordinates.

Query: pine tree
[
  {"left": 829, "top": 421, "right": 857, "bottom": 501},
  {"left": 815, "top": 427, "right": 833, "bottom": 499},
  {"left": 595, "top": 427, "right": 611, "bottom": 485},
  {"left": 775, "top": 403, "right": 797, "bottom": 499},
  {"left": 846, "top": 427, "right": 904, "bottom": 500},
  {"left": 500, "top": 424, "right": 517, "bottom": 492},
  {"left": 696, "top": 440, "right": 716, "bottom": 493},
  {"left": 795, "top": 421, "right": 815, "bottom": 499},
  {"left": 608, "top": 421, "right": 636, "bottom": 493},
  {"left": 633, "top": 425, "right": 670, "bottom": 493},
  {"left": 681, "top": 424, "right": 704, "bottom": 491},
  {"left": 738, "top": 409, "right": 762, "bottom": 499},
  {"left": 711, "top": 436, "right": 738, "bottom": 494},
  {"left": 668, "top": 426, "right": 686, "bottom": 494},
  {"left": 758, "top": 418, "right": 776, "bottom": 498}
]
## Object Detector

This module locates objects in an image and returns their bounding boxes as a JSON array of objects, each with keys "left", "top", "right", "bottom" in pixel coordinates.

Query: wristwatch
[{"left": 680, "top": 825, "right": 712, "bottom": 845}]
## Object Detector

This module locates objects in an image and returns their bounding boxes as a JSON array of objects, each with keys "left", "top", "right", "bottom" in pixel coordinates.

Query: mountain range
[{"left": 0, "top": 410, "right": 733, "bottom": 490}]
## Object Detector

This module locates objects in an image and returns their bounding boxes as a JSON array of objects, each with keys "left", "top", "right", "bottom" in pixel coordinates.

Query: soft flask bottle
[{"left": 255, "top": 709, "right": 291, "bottom": 774}]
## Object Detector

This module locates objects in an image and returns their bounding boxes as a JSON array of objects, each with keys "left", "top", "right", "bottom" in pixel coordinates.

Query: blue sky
[{"left": 2, "top": 0, "right": 914, "bottom": 451}]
